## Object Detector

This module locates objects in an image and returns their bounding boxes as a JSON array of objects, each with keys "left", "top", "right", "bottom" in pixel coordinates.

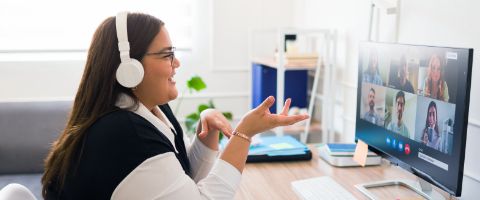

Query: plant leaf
[
  {"left": 185, "top": 118, "right": 198, "bottom": 133},
  {"left": 186, "top": 112, "right": 200, "bottom": 121},
  {"left": 187, "top": 76, "right": 207, "bottom": 92},
  {"left": 185, "top": 113, "right": 200, "bottom": 134},
  {"left": 222, "top": 112, "right": 233, "bottom": 120},
  {"left": 208, "top": 99, "right": 215, "bottom": 109},
  {"left": 218, "top": 132, "right": 224, "bottom": 141},
  {"left": 198, "top": 104, "right": 210, "bottom": 113}
]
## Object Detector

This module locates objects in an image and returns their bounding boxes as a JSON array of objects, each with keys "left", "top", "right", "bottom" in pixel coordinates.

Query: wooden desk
[{"left": 235, "top": 145, "right": 450, "bottom": 200}]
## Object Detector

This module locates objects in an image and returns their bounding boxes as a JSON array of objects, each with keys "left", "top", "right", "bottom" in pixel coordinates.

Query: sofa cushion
[{"left": 0, "top": 100, "right": 72, "bottom": 174}]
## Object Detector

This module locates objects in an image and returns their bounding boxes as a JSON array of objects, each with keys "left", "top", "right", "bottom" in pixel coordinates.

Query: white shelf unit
[{"left": 248, "top": 28, "right": 337, "bottom": 143}]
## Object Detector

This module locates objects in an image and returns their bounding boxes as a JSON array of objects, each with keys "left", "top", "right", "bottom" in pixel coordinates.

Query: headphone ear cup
[{"left": 116, "top": 59, "right": 144, "bottom": 88}]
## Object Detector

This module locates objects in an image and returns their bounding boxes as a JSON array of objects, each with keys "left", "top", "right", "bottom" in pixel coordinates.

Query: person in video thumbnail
[
  {"left": 423, "top": 54, "right": 449, "bottom": 102},
  {"left": 391, "top": 55, "right": 415, "bottom": 94},
  {"left": 387, "top": 91, "right": 410, "bottom": 138},
  {"left": 362, "top": 50, "right": 383, "bottom": 85},
  {"left": 363, "top": 88, "right": 382, "bottom": 125},
  {"left": 421, "top": 101, "right": 443, "bottom": 151}
]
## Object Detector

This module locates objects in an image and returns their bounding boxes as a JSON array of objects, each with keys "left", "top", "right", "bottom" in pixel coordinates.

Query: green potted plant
[{"left": 176, "top": 76, "right": 233, "bottom": 140}]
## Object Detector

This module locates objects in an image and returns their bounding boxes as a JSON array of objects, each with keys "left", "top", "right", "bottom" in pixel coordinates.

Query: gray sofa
[{"left": 0, "top": 100, "right": 72, "bottom": 200}]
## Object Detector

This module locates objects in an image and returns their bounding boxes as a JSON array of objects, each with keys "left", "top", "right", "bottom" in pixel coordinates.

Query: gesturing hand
[
  {"left": 197, "top": 108, "right": 233, "bottom": 139},
  {"left": 235, "top": 96, "right": 309, "bottom": 137}
]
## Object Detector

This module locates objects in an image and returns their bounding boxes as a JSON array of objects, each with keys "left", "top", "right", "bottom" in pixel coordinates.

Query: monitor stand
[{"left": 355, "top": 178, "right": 446, "bottom": 200}]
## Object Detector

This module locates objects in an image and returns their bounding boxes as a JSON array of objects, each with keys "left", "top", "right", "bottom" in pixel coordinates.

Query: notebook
[{"left": 221, "top": 135, "right": 312, "bottom": 162}]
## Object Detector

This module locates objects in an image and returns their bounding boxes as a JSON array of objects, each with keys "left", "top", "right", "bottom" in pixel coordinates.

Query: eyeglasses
[{"left": 145, "top": 47, "right": 176, "bottom": 66}]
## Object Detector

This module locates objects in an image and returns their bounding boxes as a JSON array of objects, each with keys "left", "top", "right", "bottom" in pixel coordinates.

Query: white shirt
[{"left": 111, "top": 94, "right": 241, "bottom": 199}]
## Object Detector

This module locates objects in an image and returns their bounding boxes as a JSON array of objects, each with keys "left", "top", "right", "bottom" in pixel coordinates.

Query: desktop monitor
[{"left": 355, "top": 42, "right": 473, "bottom": 197}]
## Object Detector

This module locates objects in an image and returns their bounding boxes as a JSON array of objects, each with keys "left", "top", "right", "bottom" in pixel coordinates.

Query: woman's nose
[{"left": 173, "top": 57, "right": 181, "bottom": 68}]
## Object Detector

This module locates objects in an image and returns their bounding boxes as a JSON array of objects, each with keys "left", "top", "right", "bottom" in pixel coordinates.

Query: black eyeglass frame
[{"left": 145, "top": 47, "right": 176, "bottom": 66}]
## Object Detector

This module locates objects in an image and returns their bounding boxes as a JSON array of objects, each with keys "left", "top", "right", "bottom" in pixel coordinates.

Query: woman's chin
[{"left": 169, "top": 90, "right": 179, "bottom": 101}]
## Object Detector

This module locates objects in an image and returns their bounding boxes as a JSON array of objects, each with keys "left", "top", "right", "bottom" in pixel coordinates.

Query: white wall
[
  {"left": 295, "top": 0, "right": 480, "bottom": 182},
  {"left": 0, "top": 0, "right": 297, "bottom": 123},
  {"left": 0, "top": 55, "right": 85, "bottom": 100}
]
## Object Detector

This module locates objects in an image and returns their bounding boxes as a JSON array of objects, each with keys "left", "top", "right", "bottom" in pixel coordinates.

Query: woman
[
  {"left": 421, "top": 101, "right": 442, "bottom": 152},
  {"left": 362, "top": 49, "right": 383, "bottom": 85},
  {"left": 423, "top": 54, "right": 449, "bottom": 101},
  {"left": 41, "top": 12, "right": 308, "bottom": 199}
]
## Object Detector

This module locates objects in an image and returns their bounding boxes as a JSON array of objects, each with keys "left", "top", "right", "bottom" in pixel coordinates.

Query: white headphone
[{"left": 115, "top": 12, "right": 144, "bottom": 88}]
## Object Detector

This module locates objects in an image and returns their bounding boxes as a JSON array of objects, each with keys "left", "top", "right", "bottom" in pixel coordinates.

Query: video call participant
[
  {"left": 422, "top": 54, "right": 449, "bottom": 102},
  {"left": 391, "top": 55, "right": 415, "bottom": 94},
  {"left": 362, "top": 50, "right": 383, "bottom": 85},
  {"left": 421, "top": 101, "right": 443, "bottom": 152},
  {"left": 387, "top": 91, "right": 410, "bottom": 138},
  {"left": 363, "top": 88, "right": 382, "bottom": 126}
]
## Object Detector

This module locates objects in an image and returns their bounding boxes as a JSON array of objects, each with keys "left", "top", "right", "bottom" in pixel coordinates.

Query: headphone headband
[{"left": 116, "top": 12, "right": 130, "bottom": 63}]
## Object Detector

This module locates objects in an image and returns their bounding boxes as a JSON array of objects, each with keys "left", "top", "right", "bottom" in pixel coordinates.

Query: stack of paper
[{"left": 274, "top": 52, "right": 319, "bottom": 66}]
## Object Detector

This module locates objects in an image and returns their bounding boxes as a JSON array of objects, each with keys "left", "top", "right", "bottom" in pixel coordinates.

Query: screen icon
[
  {"left": 398, "top": 141, "right": 404, "bottom": 151},
  {"left": 405, "top": 144, "right": 411, "bottom": 155},
  {"left": 392, "top": 139, "right": 397, "bottom": 149},
  {"left": 386, "top": 137, "right": 391, "bottom": 145}
]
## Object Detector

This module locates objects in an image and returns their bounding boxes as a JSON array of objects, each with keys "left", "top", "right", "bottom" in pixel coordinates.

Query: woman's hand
[
  {"left": 218, "top": 96, "right": 308, "bottom": 173},
  {"left": 196, "top": 109, "right": 233, "bottom": 150},
  {"left": 235, "top": 96, "right": 309, "bottom": 137},
  {"left": 422, "top": 130, "right": 429, "bottom": 144}
]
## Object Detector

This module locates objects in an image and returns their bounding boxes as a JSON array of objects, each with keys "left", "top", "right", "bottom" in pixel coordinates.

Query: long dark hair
[
  {"left": 423, "top": 101, "right": 439, "bottom": 137},
  {"left": 41, "top": 13, "right": 164, "bottom": 198}
]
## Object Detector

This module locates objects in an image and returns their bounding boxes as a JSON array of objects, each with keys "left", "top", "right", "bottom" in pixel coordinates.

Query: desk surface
[{"left": 235, "top": 145, "right": 450, "bottom": 200}]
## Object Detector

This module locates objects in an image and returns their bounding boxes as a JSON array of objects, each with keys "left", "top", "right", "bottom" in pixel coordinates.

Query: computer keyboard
[{"left": 291, "top": 176, "right": 357, "bottom": 200}]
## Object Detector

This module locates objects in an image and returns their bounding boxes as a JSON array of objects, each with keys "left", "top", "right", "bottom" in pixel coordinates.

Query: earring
[{"left": 132, "top": 86, "right": 137, "bottom": 91}]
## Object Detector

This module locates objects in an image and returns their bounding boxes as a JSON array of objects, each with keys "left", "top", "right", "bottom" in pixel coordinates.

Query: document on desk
[
  {"left": 248, "top": 136, "right": 307, "bottom": 155},
  {"left": 221, "top": 135, "right": 312, "bottom": 162},
  {"left": 353, "top": 139, "right": 369, "bottom": 167}
]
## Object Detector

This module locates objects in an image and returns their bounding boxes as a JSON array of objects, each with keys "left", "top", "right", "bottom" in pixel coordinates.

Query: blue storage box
[{"left": 251, "top": 63, "right": 308, "bottom": 113}]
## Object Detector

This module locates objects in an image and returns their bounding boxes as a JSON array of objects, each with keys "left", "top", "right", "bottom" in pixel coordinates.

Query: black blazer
[{"left": 46, "top": 104, "right": 191, "bottom": 200}]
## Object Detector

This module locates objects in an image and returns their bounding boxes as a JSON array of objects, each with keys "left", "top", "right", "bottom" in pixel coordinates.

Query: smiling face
[
  {"left": 134, "top": 27, "right": 180, "bottom": 109},
  {"left": 396, "top": 96, "right": 405, "bottom": 122},
  {"left": 368, "top": 89, "right": 375, "bottom": 110},
  {"left": 429, "top": 56, "right": 442, "bottom": 82},
  {"left": 428, "top": 105, "right": 437, "bottom": 128}
]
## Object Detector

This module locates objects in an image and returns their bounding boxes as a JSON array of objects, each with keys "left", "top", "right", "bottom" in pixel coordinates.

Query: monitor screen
[{"left": 355, "top": 42, "right": 473, "bottom": 196}]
